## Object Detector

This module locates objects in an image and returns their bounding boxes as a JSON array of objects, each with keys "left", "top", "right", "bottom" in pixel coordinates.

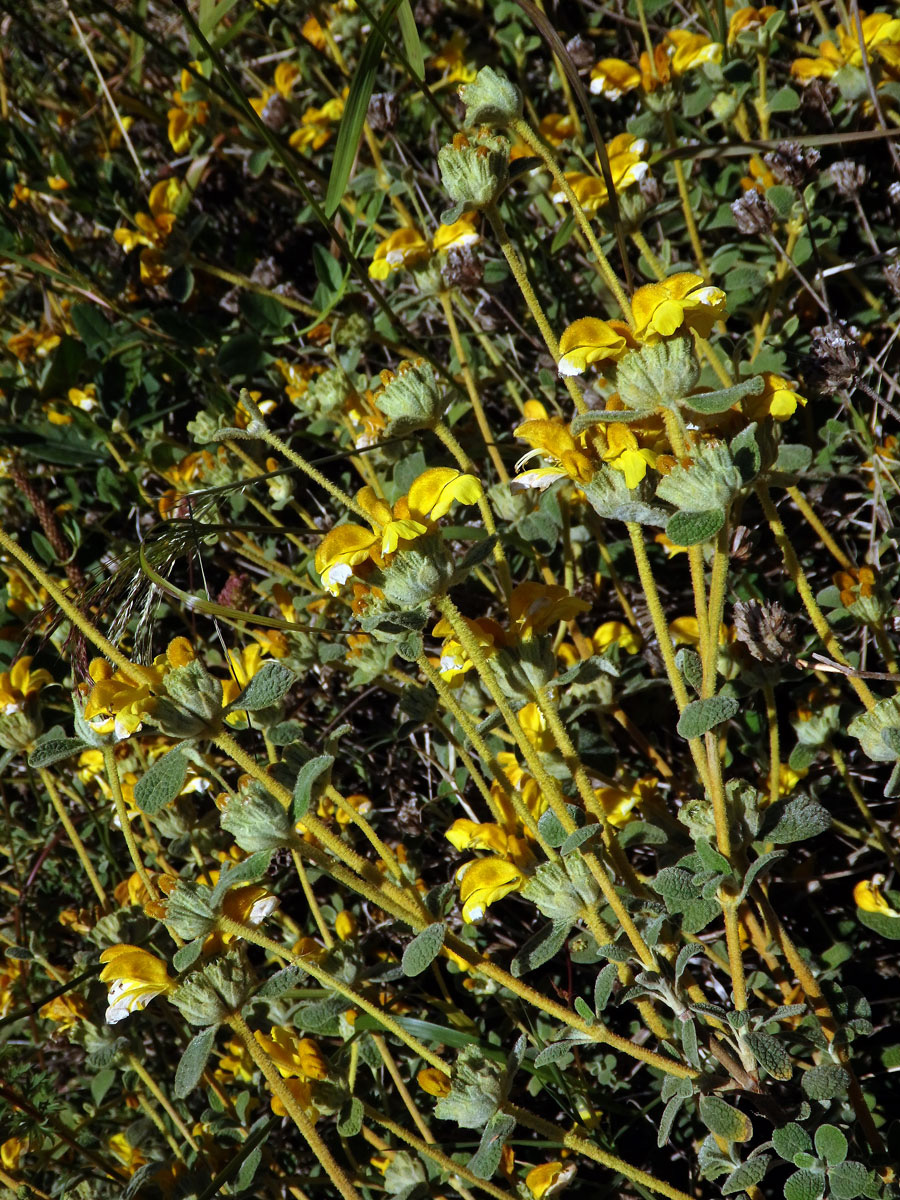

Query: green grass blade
[
  {"left": 397, "top": 0, "right": 424, "bottom": 80},
  {"left": 325, "top": 0, "right": 404, "bottom": 218}
]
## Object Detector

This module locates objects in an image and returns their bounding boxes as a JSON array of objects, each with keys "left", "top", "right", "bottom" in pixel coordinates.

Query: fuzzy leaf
[
  {"left": 801, "top": 1063, "right": 850, "bottom": 1100},
  {"left": 172, "top": 938, "right": 205, "bottom": 973},
  {"left": 739, "top": 849, "right": 787, "bottom": 900},
  {"left": 722, "top": 1155, "right": 770, "bottom": 1194},
  {"left": 764, "top": 796, "right": 831, "bottom": 844},
  {"left": 675, "top": 942, "right": 703, "bottom": 982},
  {"left": 467, "top": 1111, "right": 516, "bottom": 1180},
  {"left": 256, "top": 964, "right": 304, "bottom": 998},
  {"left": 773, "top": 443, "right": 813, "bottom": 475},
  {"left": 746, "top": 1031, "right": 793, "bottom": 1080},
  {"left": 560, "top": 824, "right": 602, "bottom": 855},
  {"left": 658, "top": 1094, "right": 684, "bottom": 1147},
  {"left": 133, "top": 748, "right": 188, "bottom": 815},
  {"left": 683, "top": 374, "right": 764, "bottom": 414},
  {"left": 533, "top": 1041, "right": 576, "bottom": 1069},
  {"left": 511, "top": 920, "right": 570, "bottom": 977},
  {"left": 402, "top": 923, "right": 446, "bottom": 977},
  {"left": 784, "top": 1168, "right": 827, "bottom": 1200},
  {"left": 338, "top": 1097, "right": 364, "bottom": 1137},
  {"left": 593, "top": 962, "right": 618, "bottom": 1013},
  {"left": 731, "top": 421, "right": 761, "bottom": 482},
  {"left": 675, "top": 647, "right": 702, "bottom": 693},
  {"left": 698, "top": 1095, "right": 752, "bottom": 1143},
  {"left": 28, "top": 737, "right": 89, "bottom": 769},
  {"left": 828, "top": 1161, "right": 870, "bottom": 1200},
  {"left": 814, "top": 1123, "right": 847, "bottom": 1166},
  {"left": 537, "top": 805, "right": 581, "bottom": 848},
  {"left": 856, "top": 907, "right": 900, "bottom": 939},
  {"left": 666, "top": 508, "right": 725, "bottom": 547},
  {"left": 677, "top": 694, "right": 739, "bottom": 739},
  {"left": 292, "top": 754, "right": 334, "bottom": 821},
  {"left": 227, "top": 660, "right": 295, "bottom": 711},
  {"left": 209, "top": 850, "right": 273, "bottom": 907},
  {"left": 772, "top": 1123, "right": 811, "bottom": 1163},
  {"left": 174, "top": 1025, "right": 218, "bottom": 1098}
]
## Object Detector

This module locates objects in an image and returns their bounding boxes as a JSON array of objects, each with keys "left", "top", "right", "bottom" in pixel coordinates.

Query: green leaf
[
  {"left": 675, "top": 942, "right": 703, "bottom": 982},
  {"left": 739, "top": 849, "right": 787, "bottom": 900},
  {"left": 467, "top": 1112, "right": 516, "bottom": 1180},
  {"left": 174, "top": 1025, "right": 218, "bottom": 1098},
  {"left": 682, "top": 374, "right": 764, "bottom": 414},
  {"left": 325, "top": 0, "right": 404, "bottom": 217},
  {"left": 731, "top": 422, "right": 761, "bottom": 482},
  {"left": 675, "top": 647, "right": 702, "bottom": 693},
  {"left": 764, "top": 796, "right": 831, "bottom": 844},
  {"left": 90, "top": 1067, "right": 116, "bottom": 1106},
  {"left": 133, "top": 748, "right": 189, "bottom": 815},
  {"left": 746, "top": 1031, "right": 792, "bottom": 1080},
  {"left": 680, "top": 897, "right": 721, "bottom": 933},
  {"left": 828, "top": 1161, "right": 870, "bottom": 1200},
  {"left": 593, "top": 962, "right": 618, "bottom": 1013},
  {"left": 455, "top": 534, "right": 498, "bottom": 576},
  {"left": 665, "top": 508, "right": 726, "bottom": 547},
  {"left": 209, "top": 850, "right": 273, "bottom": 907},
  {"left": 784, "top": 1168, "right": 827, "bottom": 1200},
  {"left": 537, "top": 805, "right": 581, "bottom": 848},
  {"left": 695, "top": 837, "right": 732, "bottom": 875},
  {"left": 402, "top": 923, "right": 446, "bottom": 976},
  {"left": 698, "top": 1095, "right": 753, "bottom": 1142},
  {"left": 28, "top": 738, "right": 89, "bottom": 769},
  {"left": 768, "top": 85, "right": 800, "bottom": 112},
  {"left": 173, "top": 938, "right": 205, "bottom": 972},
  {"left": 722, "top": 1156, "right": 769, "bottom": 1194},
  {"left": 773, "top": 443, "right": 813, "bottom": 475},
  {"left": 573, "top": 996, "right": 594, "bottom": 1022},
  {"left": 657, "top": 1094, "right": 684, "bottom": 1147},
  {"left": 652, "top": 867, "right": 698, "bottom": 904},
  {"left": 256, "top": 964, "right": 304, "bottom": 998},
  {"left": 533, "top": 1041, "right": 576, "bottom": 1069},
  {"left": 801, "top": 1063, "right": 850, "bottom": 1100},
  {"left": 813, "top": 1124, "right": 847, "bottom": 1166},
  {"left": 70, "top": 303, "right": 114, "bottom": 354},
  {"left": 397, "top": 0, "right": 424, "bottom": 78},
  {"left": 511, "top": 919, "right": 570, "bottom": 977},
  {"left": 338, "top": 1097, "right": 364, "bottom": 1137},
  {"left": 227, "top": 661, "right": 295, "bottom": 711},
  {"left": 292, "top": 754, "right": 334, "bottom": 822},
  {"left": 560, "top": 824, "right": 602, "bottom": 855},
  {"left": 235, "top": 1144, "right": 263, "bottom": 1191},
  {"left": 772, "top": 1122, "right": 811, "bottom": 1163},
  {"left": 676, "top": 694, "right": 740, "bottom": 740},
  {"left": 857, "top": 907, "right": 900, "bottom": 939}
]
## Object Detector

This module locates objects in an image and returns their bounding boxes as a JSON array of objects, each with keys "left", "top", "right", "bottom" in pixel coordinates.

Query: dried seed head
[
  {"left": 829, "top": 159, "right": 868, "bottom": 198},
  {"left": 764, "top": 141, "right": 820, "bottom": 186},
  {"left": 638, "top": 171, "right": 664, "bottom": 208},
  {"left": 441, "top": 245, "right": 484, "bottom": 289},
  {"left": 884, "top": 258, "right": 900, "bottom": 300},
  {"left": 565, "top": 34, "right": 595, "bottom": 72},
  {"left": 731, "top": 189, "right": 775, "bottom": 235},
  {"left": 367, "top": 92, "right": 399, "bottom": 133},
  {"left": 805, "top": 323, "right": 862, "bottom": 394},
  {"left": 733, "top": 600, "right": 799, "bottom": 662},
  {"left": 258, "top": 93, "right": 288, "bottom": 130},
  {"left": 729, "top": 524, "right": 757, "bottom": 563}
]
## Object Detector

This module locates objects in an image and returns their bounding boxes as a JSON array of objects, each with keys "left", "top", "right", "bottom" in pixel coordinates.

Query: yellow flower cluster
[
  {"left": 551, "top": 134, "right": 650, "bottom": 213},
  {"left": 791, "top": 10, "right": 900, "bottom": 84},
  {"left": 368, "top": 214, "right": 481, "bottom": 280},
  {"left": 113, "top": 178, "right": 182, "bottom": 286},
  {"left": 590, "top": 30, "right": 721, "bottom": 98}
]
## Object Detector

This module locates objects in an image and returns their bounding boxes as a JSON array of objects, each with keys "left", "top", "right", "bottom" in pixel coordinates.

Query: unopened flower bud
[
  {"left": 656, "top": 441, "right": 742, "bottom": 512},
  {"left": 220, "top": 785, "right": 296, "bottom": 852},
  {"left": 616, "top": 339, "right": 700, "bottom": 410},
  {"left": 372, "top": 359, "right": 446, "bottom": 436},
  {"left": 458, "top": 67, "right": 522, "bottom": 127},
  {"left": 170, "top": 952, "right": 252, "bottom": 1025},
  {"left": 522, "top": 855, "right": 600, "bottom": 922},
  {"left": 438, "top": 128, "right": 510, "bottom": 223}
]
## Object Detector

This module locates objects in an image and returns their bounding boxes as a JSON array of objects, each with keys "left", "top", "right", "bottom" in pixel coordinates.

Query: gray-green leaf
[
  {"left": 746, "top": 1031, "right": 792, "bottom": 1080},
  {"left": 677, "top": 694, "right": 740, "bottom": 740},
  {"left": 402, "top": 923, "right": 446, "bottom": 976},
  {"left": 28, "top": 737, "right": 89, "bottom": 769},
  {"left": 814, "top": 1123, "right": 847, "bottom": 1166},
  {"left": 292, "top": 754, "right": 334, "bottom": 822},
  {"left": 801, "top": 1063, "right": 849, "bottom": 1100},
  {"left": 227, "top": 660, "right": 295, "bottom": 711},
  {"left": 173, "top": 1025, "right": 218, "bottom": 1099},
  {"left": 134, "top": 748, "right": 188, "bottom": 815},
  {"left": 698, "top": 1095, "right": 752, "bottom": 1142},
  {"left": 722, "top": 1155, "right": 770, "bottom": 1194},
  {"left": 666, "top": 508, "right": 726, "bottom": 547}
]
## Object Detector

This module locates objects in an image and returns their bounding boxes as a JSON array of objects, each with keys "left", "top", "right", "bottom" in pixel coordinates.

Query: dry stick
[
  {"left": 361, "top": 1105, "right": 512, "bottom": 1200},
  {"left": 38, "top": 768, "right": 109, "bottom": 910},
  {"left": 762, "top": 682, "right": 781, "bottom": 809},
  {"left": 663, "top": 113, "right": 710, "bottom": 281},
  {"left": 505, "top": 1103, "right": 694, "bottom": 1200},
  {"left": 754, "top": 483, "right": 878, "bottom": 710},
  {"left": 371, "top": 1034, "right": 434, "bottom": 1143},
  {"left": 229, "top": 1010, "right": 363, "bottom": 1200}
]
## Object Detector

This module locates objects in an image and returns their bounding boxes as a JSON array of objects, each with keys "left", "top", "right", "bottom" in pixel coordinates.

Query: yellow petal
[
  {"left": 557, "top": 317, "right": 628, "bottom": 376},
  {"left": 456, "top": 857, "right": 525, "bottom": 923}
]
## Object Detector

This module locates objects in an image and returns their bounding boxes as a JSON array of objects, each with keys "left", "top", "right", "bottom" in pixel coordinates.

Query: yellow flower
[
  {"left": 270, "top": 1076, "right": 315, "bottom": 1119},
  {"left": 526, "top": 1161, "right": 575, "bottom": 1199},
  {"left": 1, "top": 1137, "right": 27, "bottom": 1171},
  {"left": 433, "top": 614, "right": 503, "bottom": 681},
  {"left": 98, "top": 944, "right": 174, "bottom": 1024},
  {"left": 82, "top": 654, "right": 166, "bottom": 739},
  {"left": 39, "top": 993, "right": 88, "bottom": 1032},
  {"left": 557, "top": 317, "right": 631, "bottom": 376},
  {"left": 335, "top": 909, "right": 358, "bottom": 940},
  {"left": 552, "top": 136, "right": 650, "bottom": 214},
  {"left": 289, "top": 94, "right": 346, "bottom": 152},
  {"left": 431, "top": 213, "right": 481, "bottom": 253},
  {"left": 631, "top": 272, "right": 727, "bottom": 340},
  {"left": 854, "top": 876, "right": 900, "bottom": 916},
  {"left": 744, "top": 373, "right": 807, "bottom": 422},
  {"left": 47, "top": 174, "right": 69, "bottom": 191},
  {"left": 513, "top": 417, "right": 597, "bottom": 490},
  {"left": 594, "top": 776, "right": 656, "bottom": 826},
  {"left": 255, "top": 1026, "right": 330, "bottom": 1080},
  {"left": 108, "top": 1132, "right": 147, "bottom": 1171},
  {"left": 114, "top": 178, "right": 180, "bottom": 254},
  {"left": 456, "top": 857, "right": 526, "bottom": 923},
  {"left": 602, "top": 423, "right": 657, "bottom": 489},
  {"left": 728, "top": 5, "right": 777, "bottom": 44},
  {"left": 741, "top": 154, "right": 778, "bottom": 193},
  {"left": 417, "top": 1067, "right": 452, "bottom": 1096},
  {"left": 537, "top": 113, "right": 577, "bottom": 145},
  {"left": 357, "top": 486, "right": 428, "bottom": 555},
  {"left": 429, "top": 32, "right": 476, "bottom": 83},
  {"left": 0, "top": 656, "right": 53, "bottom": 714},
  {"left": 168, "top": 62, "right": 209, "bottom": 152},
  {"left": 589, "top": 58, "right": 642, "bottom": 98},
  {"left": 407, "top": 466, "right": 483, "bottom": 521},
  {"left": 217, "top": 1036, "right": 256, "bottom": 1084},
  {"left": 274, "top": 62, "right": 300, "bottom": 97},
  {"left": 792, "top": 11, "right": 900, "bottom": 82},
  {"left": 509, "top": 582, "right": 590, "bottom": 640},
  {"left": 369, "top": 228, "right": 431, "bottom": 280},
  {"left": 220, "top": 883, "right": 279, "bottom": 935},
  {"left": 446, "top": 819, "right": 520, "bottom": 857},
  {"left": 315, "top": 523, "right": 381, "bottom": 594},
  {"left": 666, "top": 30, "right": 723, "bottom": 73},
  {"left": 592, "top": 621, "right": 642, "bottom": 654}
]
